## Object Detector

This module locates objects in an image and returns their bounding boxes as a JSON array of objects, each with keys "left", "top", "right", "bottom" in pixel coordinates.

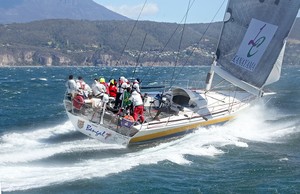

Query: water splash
[{"left": 0, "top": 103, "right": 299, "bottom": 192}]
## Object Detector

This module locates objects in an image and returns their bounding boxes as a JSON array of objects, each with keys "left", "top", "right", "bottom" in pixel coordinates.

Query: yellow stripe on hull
[{"left": 129, "top": 115, "right": 235, "bottom": 143}]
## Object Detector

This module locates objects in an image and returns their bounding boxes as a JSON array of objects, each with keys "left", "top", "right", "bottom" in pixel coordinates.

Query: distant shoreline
[{"left": 0, "top": 65, "right": 212, "bottom": 68}]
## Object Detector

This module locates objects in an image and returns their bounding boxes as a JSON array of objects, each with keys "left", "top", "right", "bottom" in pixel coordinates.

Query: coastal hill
[
  {"left": 0, "top": 0, "right": 129, "bottom": 24},
  {"left": 0, "top": 0, "right": 299, "bottom": 67},
  {"left": 0, "top": 19, "right": 299, "bottom": 67},
  {"left": 0, "top": 20, "right": 228, "bottom": 66}
]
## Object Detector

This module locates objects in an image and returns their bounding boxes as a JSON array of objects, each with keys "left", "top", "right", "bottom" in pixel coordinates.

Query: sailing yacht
[{"left": 64, "top": 0, "right": 300, "bottom": 146}]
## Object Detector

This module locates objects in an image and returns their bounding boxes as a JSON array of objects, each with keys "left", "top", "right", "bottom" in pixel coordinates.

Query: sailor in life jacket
[
  {"left": 91, "top": 78, "right": 106, "bottom": 98},
  {"left": 65, "top": 75, "right": 77, "bottom": 99},
  {"left": 120, "top": 86, "right": 132, "bottom": 109},
  {"left": 132, "top": 79, "right": 141, "bottom": 93},
  {"left": 115, "top": 76, "right": 126, "bottom": 108},
  {"left": 130, "top": 90, "right": 145, "bottom": 123},
  {"left": 76, "top": 76, "right": 91, "bottom": 98},
  {"left": 99, "top": 77, "right": 109, "bottom": 95},
  {"left": 108, "top": 79, "right": 117, "bottom": 99}
]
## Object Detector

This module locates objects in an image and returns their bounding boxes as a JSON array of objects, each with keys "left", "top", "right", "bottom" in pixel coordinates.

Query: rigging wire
[
  {"left": 108, "top": 0, "right": 226, "bottom": 88},
  {"left": 165, "top": 0, "right": 193, "bottom": 124},
  {"left": 132, "top": 33, "right": 148, "bottom": 79},
  {"left": 177, "top": 0, "right": 227, "bottom": 86},
  {"left": 143, "top": 0, "right": 196, "bottom": 81},
  {"left": 139, "top": 0, "right": 226, "bottom": 88},
  {"left": 169, "top": 0, "right": 192, "bottom": 88},
  {"left": 109, "top": 0, "right": 148, "bottom": 79}
]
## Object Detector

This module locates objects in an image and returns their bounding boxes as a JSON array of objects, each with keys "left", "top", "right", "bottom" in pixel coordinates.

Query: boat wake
[{"left": 0, "top": 104, "right": 299, "bottom": 192}]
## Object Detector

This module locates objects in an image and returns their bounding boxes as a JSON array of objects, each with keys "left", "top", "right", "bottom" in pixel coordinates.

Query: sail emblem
[{"left": 231, "top": 18, "right": 278, "bottom": 72}]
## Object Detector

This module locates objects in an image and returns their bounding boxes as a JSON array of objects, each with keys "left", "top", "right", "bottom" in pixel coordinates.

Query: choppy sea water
[{"left": 0, "top": 66, "right": 299, "bottom": 194}]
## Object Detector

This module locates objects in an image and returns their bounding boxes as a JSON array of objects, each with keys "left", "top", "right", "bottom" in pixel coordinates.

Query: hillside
[
  {"left": 0, "top": 0, "right": 129, "bottom": 24},
  {"left": 0, "top": 19, "right": 299, "bottom": 67},
  {"left": 0, "top": 20, "right": 220, "bottom": 66}
]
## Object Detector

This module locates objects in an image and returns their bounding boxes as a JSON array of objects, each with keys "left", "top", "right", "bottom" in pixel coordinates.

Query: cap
[
  {"left": 99, "top": 77, "right": 105, "bottom": 83},
  {"left": 119, "top": 76, "right": 125, "bottom": 81}
]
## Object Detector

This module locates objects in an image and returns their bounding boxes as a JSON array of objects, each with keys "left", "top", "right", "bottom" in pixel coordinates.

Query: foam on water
[
  {"left": 220, "top": 103, "right": 300, "bottom": 143},
  {"left": 0, "top": 103, "right": 299, "bottom": 192},
  {"left": 0, "top": 121, "right": 123, "bottom": 165}
]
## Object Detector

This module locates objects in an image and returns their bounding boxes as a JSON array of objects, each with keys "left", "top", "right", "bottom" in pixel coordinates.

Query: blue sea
[{"left": 0, "top": 66, "right": 299, "bottom": 194}]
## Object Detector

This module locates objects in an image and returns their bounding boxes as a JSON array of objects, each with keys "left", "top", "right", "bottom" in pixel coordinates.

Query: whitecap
[{"left": 279, "top": 157, "right": 289, "bottom": 161}]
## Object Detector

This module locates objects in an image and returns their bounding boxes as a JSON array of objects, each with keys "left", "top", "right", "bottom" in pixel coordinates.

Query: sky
[
  {"left": 94, "top": 0, "right": 300, "bottom": 23},
  {"left": 93, "top": 0, "right": 229, "bottom": 23},
  {"left": 93, "top": 0, "right": 300, "bottom": 24}
]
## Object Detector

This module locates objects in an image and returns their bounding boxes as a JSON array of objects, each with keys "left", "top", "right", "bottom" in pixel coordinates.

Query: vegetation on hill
[{"left": 0, "top": 19, "right": 299, "bottom": 66}]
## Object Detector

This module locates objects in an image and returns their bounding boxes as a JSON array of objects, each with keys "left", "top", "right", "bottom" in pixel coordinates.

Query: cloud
[{"left": 105, "top": 3, "right": 159, "bottom": 19}]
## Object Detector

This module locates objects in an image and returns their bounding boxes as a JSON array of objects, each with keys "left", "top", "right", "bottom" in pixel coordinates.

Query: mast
[
  {"left": 205, "top": 58, "right": 216, "bottom": 91},
  {"left": 205, "top": 0, "right": 231, "bottom": 91}
]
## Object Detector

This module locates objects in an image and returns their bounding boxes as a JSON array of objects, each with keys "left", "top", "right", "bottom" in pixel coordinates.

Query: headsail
[{"left": 213, "top": 0, "right": 300, "bottom": 95}]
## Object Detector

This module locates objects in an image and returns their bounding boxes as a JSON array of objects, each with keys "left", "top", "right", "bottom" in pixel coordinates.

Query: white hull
[{"left": 64, "top": 87, "right": 256, "bottom": 146}]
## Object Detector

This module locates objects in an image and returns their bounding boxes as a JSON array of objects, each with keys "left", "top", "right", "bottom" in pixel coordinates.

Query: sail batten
[{"left": 215, "top": 0, "right": 300, "bottom": 92}]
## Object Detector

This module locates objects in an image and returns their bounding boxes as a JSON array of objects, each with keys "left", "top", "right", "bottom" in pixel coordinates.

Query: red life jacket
[
  {"left": 109, "top": 85, "right": 117, "bottom": 98},
  {"left": 73, "top": 95, "right": 84, "bottom": 110}
]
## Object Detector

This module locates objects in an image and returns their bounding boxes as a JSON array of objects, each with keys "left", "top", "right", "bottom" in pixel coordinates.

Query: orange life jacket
[{"left": 124, "top": 115, "right": 134, "bottom": 122}]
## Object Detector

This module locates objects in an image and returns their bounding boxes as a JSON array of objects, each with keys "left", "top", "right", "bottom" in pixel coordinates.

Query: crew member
[
  {"left": 65, "top": 75, "right": 77, "bottom": 99},
  {"left": 130, "top": 90, "right": 145, "bottom": 123}
]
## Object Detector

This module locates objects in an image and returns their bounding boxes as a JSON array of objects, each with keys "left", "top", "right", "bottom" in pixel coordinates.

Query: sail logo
[{"left": 231, "top": 18, "right": 278, "bottom": 71}]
